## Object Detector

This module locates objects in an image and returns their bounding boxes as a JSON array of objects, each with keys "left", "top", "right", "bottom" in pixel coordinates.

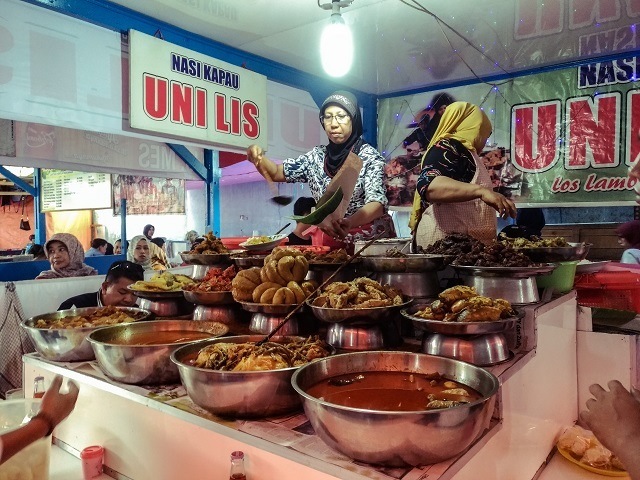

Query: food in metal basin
[
  {"left": 183, "top": 265, "right": 236, "bottom": 292},
  {"left": 102, "top": 330, "right": 215, "bottom": 346},
  {"left": 192, "top": 336, "right": 331, "bottom": 371},
  {"left": 498, "top": 234, "right": 569, "bottom": 248},
  {"left": 311, "top": 277, "right": 404, "bottom": 309},
  {"left": 34, "top": 306, "right": 143, "bottom": 329},
  {"left": 189, "top": 232, "right": 229, "bottom": 253},
  {"left": 421, "top": 232, "right": 537, "bottom": 267},
  {"left": 414, "top": 286, "right": 515, "bottom": 322},
  {"left": 130, "top": 271, "right": 194, "bottom": 292},
  {"left": 306, "top": 371, "right": 482, "bottom": 411},
  {"left": 304, "top": 248, "right": 349, "bottom": 263}
]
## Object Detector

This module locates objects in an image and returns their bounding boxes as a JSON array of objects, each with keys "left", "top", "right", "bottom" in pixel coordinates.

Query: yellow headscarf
[{"left": 408, "top": 102, "right": 492, "bottom": 231}]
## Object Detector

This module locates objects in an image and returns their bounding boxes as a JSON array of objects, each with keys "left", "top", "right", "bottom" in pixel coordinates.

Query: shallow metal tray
[
  {"left": 306, "top": 298, "right": 412, "bottom": 324},
  {"left": 179, "top": 252, "right": 232, "bottom": 265},
  {"left": 307, "top": 258, "right": 362, "bottom": 270},
  {"left": 232, "top": 255, "right": 267, "bottom": 268},
  {"left": 127, "top": 286, "right": 186, "bottom": 300},
  {"left": 452, "top": 264, "right": 556, "bottom": 278},
  {"left": 183, "top": 289, "right": 234, "bottom": 305},
  {"left": 362, "top": 254, "right": 449, "bottom": 273},
  {"left": 401, "top": 304, "right": 522, "bottom": 335},
  {"left": 237, "top": 301, "right": 299, "bottom": 315},
  {"left": 515, "top": 242, "right": 591, "bottom": 263}
]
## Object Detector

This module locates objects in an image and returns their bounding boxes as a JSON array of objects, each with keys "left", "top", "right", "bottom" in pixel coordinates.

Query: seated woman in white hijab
[{"left": 127, "top": 235, "right": 170, "bottom": 271}]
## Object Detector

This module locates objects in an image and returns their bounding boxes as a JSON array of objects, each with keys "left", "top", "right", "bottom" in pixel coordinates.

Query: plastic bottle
[
  {"left": 229, "top": 450, "right": 247, "bottom": 480},
  {"left": 33, "top": 376, "right": 45, "bottom": 398}
]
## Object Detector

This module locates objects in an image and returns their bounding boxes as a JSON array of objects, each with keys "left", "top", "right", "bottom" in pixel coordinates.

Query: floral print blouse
[{"left": 282, "top": 143, "right": 388, "bottom": 217}]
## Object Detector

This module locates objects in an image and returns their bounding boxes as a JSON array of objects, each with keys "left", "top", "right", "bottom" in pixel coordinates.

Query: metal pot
[
  {"left": 21, "top": 307, "right": 151, "bottom": 362},
  {"left": 88, "top": 320, "right": 228, "bottom": 385},
  {"left": 171, "top": 335, "right": 308, "bottom": 418},
  {"left": 291, "top": 351, "right": 499, "bottom": 467},
  {"left": 421, "top": 332, "right": 511, "bottom": 366},
  {"left": 353, "top": 238, "right": 411, "bottom": 257}
]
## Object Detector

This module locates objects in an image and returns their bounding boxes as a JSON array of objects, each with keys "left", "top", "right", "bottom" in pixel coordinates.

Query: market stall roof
[{"left": 100, "top": 0, "right": 630, "bottom": 96}]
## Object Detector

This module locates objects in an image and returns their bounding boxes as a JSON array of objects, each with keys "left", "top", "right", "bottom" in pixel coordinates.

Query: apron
[{"left": 415, "top": 151, "right": 497, "bottom": 249}]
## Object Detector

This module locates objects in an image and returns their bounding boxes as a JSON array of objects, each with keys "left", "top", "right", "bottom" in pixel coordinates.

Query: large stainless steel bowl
[
  {"left": 291, "top": 351, "right": 499, "bottom": 467},
  {"left": 306, "top": 298, "right": 412, "bottom": 324},
  {"left": 362, "top": 254, "right": 449, "bottom": 273},
  {"left": 21, "top": 307, "right": 151, "bottom": 362},
  {"left": 402, "top": 304, "right": 522, "bottom": 335},
  {"left": 88, "top": 320, "right": 228, "bottom": 385},
  {"left": 171, "top": 335, "right": 314, "bottom": 418},
  {"left": 179, "top": 252, "right": 232, "bottom": 265},
  {"left": 354, "top": 238, "right": 411, "bottom": 256},
  {"left": 183, "top": 289, "right": 234, "bottom": 305},
  {"left": 516, "top": 242, "right": 591, "bottom": 263}
]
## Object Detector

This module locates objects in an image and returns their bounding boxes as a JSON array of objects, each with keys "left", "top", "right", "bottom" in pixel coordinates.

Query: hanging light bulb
[{"left": 319, "top": 0, "right": 354, "bottom": 77}]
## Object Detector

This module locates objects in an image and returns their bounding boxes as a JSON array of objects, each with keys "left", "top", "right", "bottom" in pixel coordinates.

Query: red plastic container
[{"left": 574, "top": 272, "right": 640, "bottom": 313}]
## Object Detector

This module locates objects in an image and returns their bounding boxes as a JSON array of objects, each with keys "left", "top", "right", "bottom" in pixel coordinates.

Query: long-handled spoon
[{"left": 253, "top": 151, "right": 293, "bottom": 206}]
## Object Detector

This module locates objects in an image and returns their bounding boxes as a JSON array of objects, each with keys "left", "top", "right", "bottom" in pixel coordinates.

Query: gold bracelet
[{"left": 32, "top": 412, "right": 55, "bottom": 437}]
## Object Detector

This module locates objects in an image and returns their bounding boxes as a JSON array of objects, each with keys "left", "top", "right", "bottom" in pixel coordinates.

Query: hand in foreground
[
  {"left": 479, "top": 188, "right": 517, "bottom": 219},
  {"left": 40, "top": 375, "right": 80, "bottom": 428},
  {"left": 246, "top": 144, "right": 265, "bottom": 166},
  {"left": 319, "top": 217, "right": 351, "bottom": 240},
  {"left": 580, "top": 380, "right": 640, "bottom": 473}
]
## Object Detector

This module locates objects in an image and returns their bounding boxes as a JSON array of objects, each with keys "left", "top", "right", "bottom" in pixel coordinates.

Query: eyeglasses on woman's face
[{"left": 320, "top": 113, "right": 350, "bottom": 125}]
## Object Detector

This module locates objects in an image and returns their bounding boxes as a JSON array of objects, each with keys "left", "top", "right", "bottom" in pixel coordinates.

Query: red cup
[{"left": 80, "top": 445, "right": 104, "bottom": 479}]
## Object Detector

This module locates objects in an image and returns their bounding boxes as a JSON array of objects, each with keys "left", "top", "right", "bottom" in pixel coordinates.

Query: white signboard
[
  {"left": 129, "top": 30, "right": 268, "bottom": 149},
  {"left": 41, "top": 169, "right": 111, "bottom": 212}
]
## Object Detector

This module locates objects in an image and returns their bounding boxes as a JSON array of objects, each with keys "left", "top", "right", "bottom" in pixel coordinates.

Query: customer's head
[
  {"left": 616, "top": 220, "right": 640, "bottom": 249},
  {"left": 114, "top": 239, "right": 122, "bottom": 255},
  {"left": 150, "top": 237, "right": 166, "bottom": 250},
  {"left": 127, "top": 235, "right": 150, "bottom": 266},
  {"left": 45, "top": 233, "right": 85, "bottom": 272},
  {"left": 185, "top": 230, "right": 199, "bottom": 244},
  {"left": 100, "top": 261, "right": 144, "bottom": 306},
  {"left": 293, "top": 197, "right": 317, "bottom": 218},
  {"left": 409, "top": 92, "right": 455, "bottom": 145},
  {"left": 143, "top": 224, "right": 155, "bottom": 239},
  {"left": 91, "top": 238, "right": 108, "bottom": 253},
  {"left": 27, "top": 243, "right": 46, "bottom": 259}
]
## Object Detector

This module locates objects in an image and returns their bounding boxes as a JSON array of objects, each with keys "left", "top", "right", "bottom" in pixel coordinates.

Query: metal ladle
[{"left": 253, "top": 151, "right": 293, "bottom": 206}]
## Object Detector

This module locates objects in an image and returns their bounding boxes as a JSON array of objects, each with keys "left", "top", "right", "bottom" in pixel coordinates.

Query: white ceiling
[{"left": 102, "top": 0, "right": 633, "bottom": 96}]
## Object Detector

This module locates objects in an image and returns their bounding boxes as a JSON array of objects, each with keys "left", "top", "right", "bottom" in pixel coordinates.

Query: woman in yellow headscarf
[{"left": 409, "top": 102, "right": 516, "bottom": 248}]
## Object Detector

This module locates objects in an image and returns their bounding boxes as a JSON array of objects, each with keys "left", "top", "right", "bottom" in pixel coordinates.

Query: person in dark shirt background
[
  {"left": 58, "top": 260, "right": 144, "bottom": 310},
  {"left": 287, "top": 197, "right": 317, "bottom": 246},
  {"left": 406, "top": 92, "right": 456, "bottom": 151}
]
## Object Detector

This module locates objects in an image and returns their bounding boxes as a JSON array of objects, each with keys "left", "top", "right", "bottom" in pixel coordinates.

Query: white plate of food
[
  {"left": 239, "top": 234, "right": 287, "bottom": 251},
  {"left": 576, "top": 260, "right": 611, "bottom": 275}
]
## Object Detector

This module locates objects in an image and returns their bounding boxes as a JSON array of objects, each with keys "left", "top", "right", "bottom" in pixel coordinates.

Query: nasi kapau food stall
[{"left": 17, "top": 227, "right": 596, "bottom": 479}]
